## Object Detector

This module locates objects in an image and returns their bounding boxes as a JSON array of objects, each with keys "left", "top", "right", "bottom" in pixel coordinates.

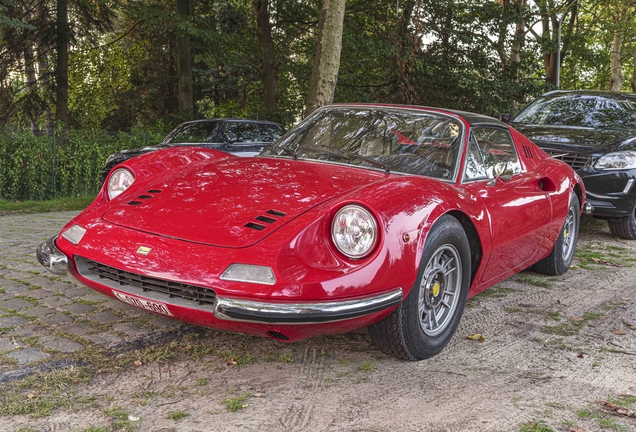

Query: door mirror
[
  {"left": 224, "top": 132, "right": 238, "bottom": 145},
  {"left": 488, "top": 162, "right": 514, "bottom": 186},
  {"left": 498, "top": 113, "right": 511, "bottom": 123}
]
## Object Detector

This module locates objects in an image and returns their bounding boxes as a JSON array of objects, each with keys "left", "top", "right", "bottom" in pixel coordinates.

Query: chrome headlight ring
[
  {"left": 331, "top": 204, "right": 378, "bottom": 259},
  {"left": 107, "top": 168, "right": 135, "bottom": 200}
]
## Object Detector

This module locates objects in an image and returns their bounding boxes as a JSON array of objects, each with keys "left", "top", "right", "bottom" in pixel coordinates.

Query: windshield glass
[
  {"left": 513, "top": 94, "right": 636, "bottom": 129},
  {"left": 163, "top": 121, "right": 222, "bottom": 144},
  {"left": 264, "top": 107, "right": 463, "bottom": 180}
]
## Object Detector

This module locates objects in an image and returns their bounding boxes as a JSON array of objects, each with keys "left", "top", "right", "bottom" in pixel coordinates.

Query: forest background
[{"left": 0, "top": 0, "right": 635, "bottom": 200}]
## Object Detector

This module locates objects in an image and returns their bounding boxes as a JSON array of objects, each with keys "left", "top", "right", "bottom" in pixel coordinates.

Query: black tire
[
  {"left": 607, "top": 207, "right": 636, "bottom": 240},
  {"left": 532, "top": 193, "right": 580, "bottom": 276},
  {"left": 368, "top": 215, "right": 471, "bottom": 360}
]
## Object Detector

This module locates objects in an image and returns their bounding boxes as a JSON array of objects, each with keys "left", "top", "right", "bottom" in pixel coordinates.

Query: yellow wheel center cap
[
  {"left": 564, "top": 229, "right": 567, "bottom": 239},
  {"left": 432, "top": 281, "right": 441, "bottom": 297}
]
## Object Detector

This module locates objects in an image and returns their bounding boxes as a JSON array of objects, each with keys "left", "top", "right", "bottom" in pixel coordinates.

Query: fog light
[
  {"left": 220, "top": 264, "right": 276, "bottom": 285},
  {"left": 61, "top": 225, "right": 87, "bottom": 245}
]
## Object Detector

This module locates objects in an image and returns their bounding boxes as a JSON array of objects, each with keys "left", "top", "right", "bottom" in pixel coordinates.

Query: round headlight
[
  {"left": 594, "top": 151, "right": 636, "bottom": 170},
  {"left": 107, "top": 168, "right": 135, "bottom": 200},
  {"left": 331, "top": 205, "right": 378, "bottom": 259}
]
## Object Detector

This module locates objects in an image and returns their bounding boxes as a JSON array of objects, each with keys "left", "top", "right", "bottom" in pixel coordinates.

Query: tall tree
[
  {"left": 305, "top": 0, "right": 346, "bottom": 116},
  {"left": 176, "top": 0, "right": 193, "bottom": 115},
  {"left": 55, "top": 0, "right": 69, "bottom": 125},
  {"left": 253, "top": 0, "right": 278, "bottom": 118}
]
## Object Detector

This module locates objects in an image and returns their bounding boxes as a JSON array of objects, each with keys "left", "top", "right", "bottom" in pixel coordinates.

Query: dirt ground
[{"left": 5, "top": 215, "right": 636, "bottom": 432}]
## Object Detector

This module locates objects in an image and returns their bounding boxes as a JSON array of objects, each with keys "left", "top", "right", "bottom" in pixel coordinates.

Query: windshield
[
  {"left": 513, "top": 94, "right": 636, "bottom": 129},
  {"left": 162, "top": 121, "right": 222, "bottom": 145},
  {"left": 263, "top": 107, "right": 463, "bottom": 181}
]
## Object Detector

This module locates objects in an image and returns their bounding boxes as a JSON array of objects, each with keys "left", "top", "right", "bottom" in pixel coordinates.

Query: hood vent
[
  {"left": 127, "top": 201, "right": 143, "bottom": 206},
  {"left": 245, "top": 209, "right": 287, "bottom": 231}
]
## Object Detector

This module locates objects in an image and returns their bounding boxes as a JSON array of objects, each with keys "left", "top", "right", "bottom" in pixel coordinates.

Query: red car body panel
[{"left": 48, "top": 105, "right": 585, "bottom": 342}]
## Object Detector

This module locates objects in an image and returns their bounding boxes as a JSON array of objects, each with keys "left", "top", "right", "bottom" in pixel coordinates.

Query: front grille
[
  {"left": 543, "top": 149, "right": 590, "bottom": 171},
  {"left": 77, "top": 257, "right": 216, "bottom": 306}
]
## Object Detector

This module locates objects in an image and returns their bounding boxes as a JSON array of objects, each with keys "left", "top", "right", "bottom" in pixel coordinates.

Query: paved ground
[
  {"left": 1, "top": 212, "right": 635, "bottom": 432},
  {"left": 0, "top": 211, "right": 184, "bottom": 376}
]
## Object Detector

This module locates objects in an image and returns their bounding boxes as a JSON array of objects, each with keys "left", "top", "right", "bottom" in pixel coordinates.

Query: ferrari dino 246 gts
[{"left": 37, "top": 105, "right": 586, "bottom": 360}]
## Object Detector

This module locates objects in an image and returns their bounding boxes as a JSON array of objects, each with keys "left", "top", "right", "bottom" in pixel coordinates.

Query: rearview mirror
[{"left": 498, "top": 113, "right": 511, "bottom": 123}]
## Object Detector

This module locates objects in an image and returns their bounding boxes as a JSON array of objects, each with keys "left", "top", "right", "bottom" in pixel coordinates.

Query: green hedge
[{"left": 0, "top": 129, "right": 164, "bottom": 201}]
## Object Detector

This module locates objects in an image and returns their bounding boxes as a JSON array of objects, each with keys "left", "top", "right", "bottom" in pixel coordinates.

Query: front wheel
[
  {"left": 532, "top": 193, "right": 580, "bottom": 276},
  {"left": 368, "top": 215, "right": 471, "bottom": 360},
  {"left": 607, "top": 205, "right": 636, "bottom": 240}
]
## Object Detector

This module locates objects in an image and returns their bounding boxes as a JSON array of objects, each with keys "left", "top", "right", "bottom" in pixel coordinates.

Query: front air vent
[
  {"left": 266, "top": 209, "right": 286, "bottom": 217},
  {"left": 255, "top": 215, "right": 277, "bottom": 224},
  {"left": 127, "top": 201, "right": 143, "bottom": 206},
  {"left": 137, "top": 195, "right": 153, "bottom": 200},
  {"left": 544, "top": 149, "right": 590, "bottom": 171},
  {"left": 522, "top": 145, "right": 533, "bottom": 159},
  {"left": 147, "top": 189, "right": 162, "bottom": 194},
  {"left": 245, "top": 222, "right": 266, "bottom": 231},
  {"left": 75, "top": 257, "right": 217, "bottom": 306}
]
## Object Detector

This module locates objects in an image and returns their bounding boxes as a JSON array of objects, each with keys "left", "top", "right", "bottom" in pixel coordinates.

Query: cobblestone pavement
[{"left": 0, "top": 212, "right": 183, "bottom": 377}]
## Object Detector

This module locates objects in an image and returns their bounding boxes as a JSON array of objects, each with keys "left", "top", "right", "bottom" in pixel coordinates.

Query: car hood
[
  {"left": 102, "top": 157, "right": 385, "bottom": 248},
  {"left": 511, "top": 123, "right": 636, "bottom": 153}
]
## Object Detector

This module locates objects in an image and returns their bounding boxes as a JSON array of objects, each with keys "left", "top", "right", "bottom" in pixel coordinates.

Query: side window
[
  {"left": 466, "top": 128, "right": 522, "bottom": 180},
  {"left": 259, "top": 124, "right": 284, "bottom": 142},
  {"left": 224, "top": 122, "right": 261, "bottom": 143}
]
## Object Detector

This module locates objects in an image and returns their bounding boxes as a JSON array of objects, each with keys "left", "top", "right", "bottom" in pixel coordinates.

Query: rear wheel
[
  {"left": 368, "top": 215, "right": 471, "bottom": 360},
  {"left": 607, "top": 206, "right": 636, "bottom": 240},
  {"left": 532, "top": 193, "right": 579, "bottom": 276}
]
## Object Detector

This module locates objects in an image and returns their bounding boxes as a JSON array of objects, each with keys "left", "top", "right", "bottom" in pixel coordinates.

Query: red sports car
[{"left": 37, "top": 105, "right": 586, "bottom": 360}]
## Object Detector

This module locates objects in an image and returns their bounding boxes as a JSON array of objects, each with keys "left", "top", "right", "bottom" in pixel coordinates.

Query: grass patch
[
  {"left": 542, "top": 312, "right": 603, "bottom": 336},
  {"left": 519, "top": 419, "right": 555, "bottom": 432},
  {"left": 574, "top": 242, "right": 636, "bottom": 269},
  {"left": 478, "top": 286, "right": 518, "bottom": 298},
  {"left": 166, "top": 410, "right": 189, "bottom": 420},
  {"left": 358, "top": 358, "right": 375, "bottom": 372},
  {"left": 0, "top": 367, "right": 96, "bottom": 417},
  {"left": 0, "top": 195, "right": 94, "bottom": 215},
  {"left": 222, "top": 392, "right": 251, "bottom": 412},
  {"left": 103, "top": 405, "right": 139, "bottom": 431},
  {"left": 516, "top": 275, "right": 553, "bottom": 288}
]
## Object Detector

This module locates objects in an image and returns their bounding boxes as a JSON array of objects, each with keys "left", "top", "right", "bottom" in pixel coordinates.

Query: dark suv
[
  {"left": 505, "top": 90, "right": 636, "bottom": 239},
  {"left": 102, "top": 118, "right": 284, "bottom": 182}
]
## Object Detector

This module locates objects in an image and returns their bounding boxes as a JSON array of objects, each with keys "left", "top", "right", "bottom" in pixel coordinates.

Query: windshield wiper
[
  {"left": 349, "top": 154, "right": 391, "bottom": 174},
  {"left": 266, "top": 143, "right": 297, "bottom": 159}
]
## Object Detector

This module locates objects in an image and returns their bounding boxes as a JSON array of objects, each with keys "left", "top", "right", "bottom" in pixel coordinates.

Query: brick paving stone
[
  {"left": 0, "top": 293, "right": 12, "bottom": 301},
  {"left": 21, "top": 288, "right": 55, "bottom": 300},
  {"left": 0, "top": 316, "right": 30, "bottom": 327},
  {"left": 10, "top": 324, "right": 48, "bottom": 337},
  {"left": 38, "top": 312, "right": 74, "bottom": 325},
  {"left": 86, "top": 311, "right": 121, "bottom": 324},
  {"left": 79, "top": 293, "right": 109, "bottom": 303},
  {"left": 57, "top": 323, "right": 94, "bottom": 335},
  {"left": 0, "top": 337, "right": 25, "bottom": 352},
  {"left": 7, "top": 348, "right": 51, "bottom": 364},
  {"left": 101, "top": 299, "right": 134, "bottom": 311},
  {"left": 40, "top": 295, "right": 73, "bottom": 308},
  {"left": 119, "top": 307, "right": 154, "bottom": 319},
  {"left": 112, "top": 323, "right": 153, "bottom": 338},
  {"left": 63, "top": 287, "right": 94, "bottom": 297},
  {"left": 59, "top": 303, "right": 97, "bottom": 315},
  {"left": 0, "top": 283, "right": 30, "bottom": 295},
  {"left": 83, "top": 332, "right": 124, "bottom": 347},
  {"left": 38, "top": 335, "right": 84, "bottom": 353},
  {"left": 24, "top": 276, "right": 58, "bottom": 289},
  {"left": 21, "top": 306, "right": 55, "bottom": 318},
  {"left": 0, "top": 299, "right": 36, "bottom": 311}
]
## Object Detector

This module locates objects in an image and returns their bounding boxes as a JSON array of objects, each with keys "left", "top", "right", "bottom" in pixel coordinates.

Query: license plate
[{"left": 113, "top": 291, "right": 174, "bottom": 316}]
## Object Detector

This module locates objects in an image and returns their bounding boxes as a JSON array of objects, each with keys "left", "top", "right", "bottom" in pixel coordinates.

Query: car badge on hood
[{"left": 136, "top": 246, "right": 152, "bottom": 256}]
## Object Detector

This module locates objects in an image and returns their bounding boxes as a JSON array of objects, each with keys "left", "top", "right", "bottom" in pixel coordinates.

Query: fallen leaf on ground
[
  {"left": 596, "top": 400, "right": 636, "bottom": 417},
  {"left": 590, "top": 257, "right": 622, "bottom": 267},
  {"left": 571, "top": 317, "right": 585, "bottom": 322},
  {"left": 467, "top": 333, "right": 485, "bottom": 342},
  {"left": 133, "top": 360, "right": 142, "bottom": 366},
  {"left": 611, "top": 329, "right": 627, "bottom": 335}
]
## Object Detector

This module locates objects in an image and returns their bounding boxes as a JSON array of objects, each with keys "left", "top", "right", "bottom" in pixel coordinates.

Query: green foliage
[{"left": 0, "top": 128, "right": 164, "bottom": 201}]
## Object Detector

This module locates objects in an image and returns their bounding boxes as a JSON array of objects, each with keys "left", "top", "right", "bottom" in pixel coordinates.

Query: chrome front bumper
[
  {"left": 36, "top": 236, "right": 69, "bottom": 275},
  {"left": 214, "top": 289, "right": 403, "bottom": 324}
]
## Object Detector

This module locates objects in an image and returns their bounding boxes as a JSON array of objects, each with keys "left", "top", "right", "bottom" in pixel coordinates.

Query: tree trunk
[
  {"left": 395, "top": 0, "right": 418, "bottom": 104},
  {"left": 304, "top": 0, "right": 346, "bottom": 116},
  {"left": 632, "top": 52, "right": 636, "bottom": 93},
  {"left": 55, "top": 0, "right": 69, "bottom": 125},
  {"left": 253, "top": 0, "right": 278, "bottom": 119},
  {"left": 509, "top": 0, "right": 525, "bottom": 65},
  {"left": 609, "top": 5, "right": 628, "bottom": 91},
  {"left": 176, "top": 0, "right": 193, "bottom": 116},
  {"left": 22, "top": 9, "right": 42, "bottom": 136}
]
